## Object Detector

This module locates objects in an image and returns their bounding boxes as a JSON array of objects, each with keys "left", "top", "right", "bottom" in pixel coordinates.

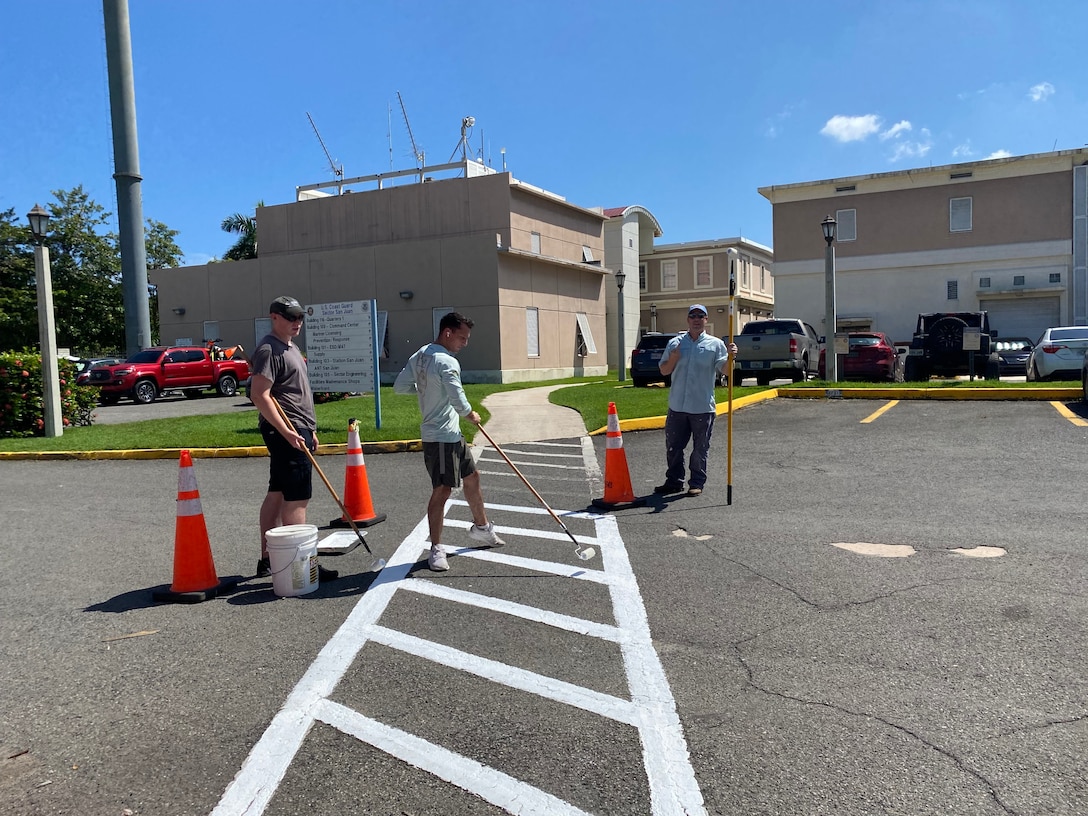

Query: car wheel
[
  {"left": 217, "top": 374, "right": 238, "bottom": 397},
  {"left": 1083, "top": 373, "right": 1088, "bottom": 403},
  {"left": 663, "top": 375, "right": 672, "bottom": 387},
  {"left": 133, "top": 379, "right": 158, "bottom": 404},
  {"left": 984, "top": 356, "right": 1001, "bottom": 380},
  {"left": 632, "top": 377, "right": 647, "bottom": 388},
  {"left": 1028, "top": 362, "right": 1043, "bottom": 382},
  {"left": 755, "top": 374, "right": 771, "bottom": 386},
  {"left": 892, "top": 361, "right": 905, "bottom": 383}
]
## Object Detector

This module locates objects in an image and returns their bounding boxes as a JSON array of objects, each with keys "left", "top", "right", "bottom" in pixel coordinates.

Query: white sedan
[{"left": 1026, "top": 326, "right": 1088, "bottom": 381}]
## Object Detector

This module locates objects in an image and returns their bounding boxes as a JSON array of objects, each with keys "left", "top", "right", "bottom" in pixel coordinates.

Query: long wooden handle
[{"left": 271, "top": 397, "right": 372, "bottom": 553}]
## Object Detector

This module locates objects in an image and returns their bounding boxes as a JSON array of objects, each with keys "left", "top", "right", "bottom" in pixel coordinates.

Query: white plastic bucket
[{"left": 265, "top": 524, "right": 319, "bottom": 597}]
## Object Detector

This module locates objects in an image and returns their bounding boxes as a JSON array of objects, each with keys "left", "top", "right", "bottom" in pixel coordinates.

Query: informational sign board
[
  {"left": 833, "top": 333, "right": 850, "bottom": 355},
  {"left": 304, "top": 299, "right": 377, "bottom": 393},
  {"left": 962, "top": 327, "right": 982, "bottom": 351}
]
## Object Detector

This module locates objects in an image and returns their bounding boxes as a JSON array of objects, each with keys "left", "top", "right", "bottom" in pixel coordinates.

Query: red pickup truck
[{"left": 88, "top": 346, "right": 251, "bottom": 405}]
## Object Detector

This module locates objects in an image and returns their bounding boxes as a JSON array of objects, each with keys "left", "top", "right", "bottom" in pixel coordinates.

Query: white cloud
[
  {"left": 888, "top": 128, "right": 933, "bottom": 163},
  {"left": 951, "top": 142, "right": 973, "bottom": 158},
  {"left": 880, "top": 120, "right": 912, "bottom": 141},
  {"left": 821, "top": 114, "right": 882, "bottom": 142},
  {"left": 1028, "top": 82, "right": 1055, "bottom": 102},
  {"left": 985, "top": 149, "right": 1012, "bottom": 160}
]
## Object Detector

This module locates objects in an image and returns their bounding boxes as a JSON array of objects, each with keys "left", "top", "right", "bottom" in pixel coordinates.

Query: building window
[
  {"left": 531, "top": 232, "right": 541, "bottom": 253},
  {"left": 582, "top": 245, "right": 594, "bottom": 263},
  {"left": 638, "top": 263, "right": 647, "bottom": 291},
  {"left": 661, "top": 259, "right": 677, "bottom": 290},
  {"left": 979, "top": 276, "right": 990, "bottom": 288},
  {"left": 575, "top": 312, "right": 597, "bottom": 356},
  {"left": 947, "top": 280, "right": 958, "bottom": 300},
  {"left": 1050, "top": 272, "right": 1061, "bottom": 283},
  {"left": 760, "top": 265, "right": 766, "bottom": 291},
  {"left": 741, "top": 256, "right": 750, "bottom": 287},
  {"left": 1013, "top": 275, "right": 1025, "bottom": 286},
  {"left": 694, "top": 256, "right": 712, "bottom": 288},
  {"left": 526, "top": 308, "right": 539, "bottom": 357},
  {"left": 836, "top": 209, "right": 857, "bottom": 242},
  {"left": 950, "top": 197, "right": 972, "bottom": 232}
]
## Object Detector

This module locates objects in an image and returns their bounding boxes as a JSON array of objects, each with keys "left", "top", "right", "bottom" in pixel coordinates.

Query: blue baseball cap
[{"left": 688, "top": 304, "right": 708, "bottom": 317}]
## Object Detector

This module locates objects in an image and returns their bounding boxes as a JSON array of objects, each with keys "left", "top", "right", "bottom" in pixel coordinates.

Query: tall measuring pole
[
  {"left": 726, "top": 247, "right": 738, "bottom": 505},
  {"left": 103, "top": 0, "right": 151, "bottom": 357}
]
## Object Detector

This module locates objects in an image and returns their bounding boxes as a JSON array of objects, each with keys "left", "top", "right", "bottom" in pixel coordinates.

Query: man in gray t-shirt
[{"left": 249, "top": 295, "right": 335, "bottom": 581}]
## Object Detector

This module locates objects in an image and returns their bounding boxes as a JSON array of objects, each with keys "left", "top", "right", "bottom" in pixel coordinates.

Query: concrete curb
[{"left": 3, "top": 387, "right": 1080, "bottom": 460}]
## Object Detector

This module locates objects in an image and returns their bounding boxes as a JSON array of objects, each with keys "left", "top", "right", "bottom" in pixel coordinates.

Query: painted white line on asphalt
[
  {"left": 480, "top": 446, "right": 587, "bottom": 458},
  {"left": 402, "top": 578, "right": 626, "bottom": 642},
  {"left": 477, "top": 455, "right": 584, "bottom": 470},
  {"left": 315, "top": 699, "right": 595, "bottom": 816},
  {"left": 596, "top": 518, "right": 707, "bottom": 816},
  {"left": 445, "top": 546, "right": 614, "bottom": 585},
  {"left": 447, "top": 498, "right": 601, "bottom": 521},
  {"left": 367, "top": 624, "right": 640, "bottom": 725}
]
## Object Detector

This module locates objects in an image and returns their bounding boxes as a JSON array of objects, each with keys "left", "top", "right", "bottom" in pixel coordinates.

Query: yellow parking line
[
  {"left": 860, "top": 400, "right": 899, "bottom": 424},
  {"left": 1050, "top": 401, "right": 1088, "bottom": 426}
]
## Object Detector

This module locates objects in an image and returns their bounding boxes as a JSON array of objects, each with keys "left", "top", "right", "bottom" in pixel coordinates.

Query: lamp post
[
  {"left": 27, "top": 204, "right": 63, "bottom": 437},
  {"left": 616, "top": 270, "right": 626, "bottom": 382},
  {"left": 725, "top": 246, "right": 739, "bottom": 506},
  {"left": 649, "top": 302, "right": 657, "bottom": 332},
  {"left": 822, "top": 214, "right": 838, "bottom": 383}
]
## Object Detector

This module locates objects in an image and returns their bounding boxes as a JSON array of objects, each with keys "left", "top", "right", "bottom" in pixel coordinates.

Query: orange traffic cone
[
  {"left": 592, "top": 402, "right": 646, "bottom": 511},
  {"left": 152, "top": 451, "right": 235, "bottom": 603},
  {"left": 330, "top": 418, "right": 387, "bottom": 528}
]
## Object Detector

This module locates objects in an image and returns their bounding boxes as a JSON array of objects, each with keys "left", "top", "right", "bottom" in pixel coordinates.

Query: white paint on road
[{"left": 214, "top": 446, "right": 704, "bottom": 816}]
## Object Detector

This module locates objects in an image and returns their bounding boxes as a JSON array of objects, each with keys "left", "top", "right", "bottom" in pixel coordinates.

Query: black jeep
[{"left": 903, "top": 311, "right": 1001, "bottom": 381}]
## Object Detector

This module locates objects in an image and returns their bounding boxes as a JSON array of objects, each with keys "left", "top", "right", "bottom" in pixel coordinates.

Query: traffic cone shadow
[
  {"left": 592, "top": 402, "right": 647, "bottom": 511},
  {"left": 152, "top": 450, "right": 240, "bottom": 604},
  {"left": 329, "top": 418, "right": 387, "bottom": 529}
]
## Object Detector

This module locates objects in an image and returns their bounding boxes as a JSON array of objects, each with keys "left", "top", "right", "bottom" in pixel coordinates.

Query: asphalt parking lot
[{"left": 2, "top": 396, "right": 1087, "bottom": 815}]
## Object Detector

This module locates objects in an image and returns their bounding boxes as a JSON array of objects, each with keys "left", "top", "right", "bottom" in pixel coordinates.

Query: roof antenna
[
  {"left": 306, "top": 112, "right": 344, "bottom": 194},
  {"left": 396, "top": 91, "right": 425, "bottom": 171}
]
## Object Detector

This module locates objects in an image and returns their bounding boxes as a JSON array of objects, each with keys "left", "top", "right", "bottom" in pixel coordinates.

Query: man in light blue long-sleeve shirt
[
  {"left": 394, "top": 311, "right": 504, "bottom": 571},
  {"left": 656, "top": 304, "right": 737, "bottom": 497}
]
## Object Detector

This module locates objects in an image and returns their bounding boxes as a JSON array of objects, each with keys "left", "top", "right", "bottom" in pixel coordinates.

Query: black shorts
[
  {"left": 261, "top": 423, "right": 314, "bottom": 502},
  {"left": 423, "top": 439, "right": 477, "bottom": 489}
]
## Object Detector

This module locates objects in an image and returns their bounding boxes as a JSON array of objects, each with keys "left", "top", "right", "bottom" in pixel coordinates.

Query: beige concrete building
[
  {"left": 152, "top": 162, "right": 614, "bottom": 383},
  {"left": 638, "top": 238, "right": 775, "bottom": 340},
  {"left": 759, "top": 147, "right": 1088, "bottom": 343},
  {"left": 602, "top": 206, "right": 663, "bottom": 371}
]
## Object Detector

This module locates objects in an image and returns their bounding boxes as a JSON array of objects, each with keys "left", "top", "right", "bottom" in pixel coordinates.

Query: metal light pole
[
  {"left": 822, "top": 214, "right": 838, "bottom": 383},
  {"left": 650, "top": 302, "right": 657, "bottom": 333},
  {"left": 27, "top": 204, "right": 63, "bottom": 437},
  {"left": 616, "top": 270, "right": 626, "bottom": 382}
]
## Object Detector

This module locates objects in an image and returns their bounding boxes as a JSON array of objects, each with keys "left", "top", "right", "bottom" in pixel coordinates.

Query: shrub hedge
[{"left": 0, "top": 352, "right": 99, "bottom": 438}]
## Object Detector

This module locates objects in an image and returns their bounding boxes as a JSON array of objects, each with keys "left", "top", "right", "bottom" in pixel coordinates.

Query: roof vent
[
  {"left": 835, "top": 184, "right": 856, "bottom": 193},
  {"left": 950, "top": 171, "right": 973, "bottom": 179}
]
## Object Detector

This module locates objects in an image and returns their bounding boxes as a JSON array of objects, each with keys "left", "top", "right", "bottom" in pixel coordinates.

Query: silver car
[{"left": 1026, "top": 326, "right": 1088, "bottom": 381}]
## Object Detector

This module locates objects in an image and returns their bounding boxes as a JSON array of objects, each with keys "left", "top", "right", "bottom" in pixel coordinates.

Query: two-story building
[
  {"left": 637, "top": 238, "right": 775, "bottom": 340},
  {"left": 759, "top": 147, "right": 1088, "bottom": 344}
]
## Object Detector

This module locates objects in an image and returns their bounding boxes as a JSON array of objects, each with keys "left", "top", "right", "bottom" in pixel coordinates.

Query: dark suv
[{"left": 630, "top": 332, "right": 680, "bottom": 387}]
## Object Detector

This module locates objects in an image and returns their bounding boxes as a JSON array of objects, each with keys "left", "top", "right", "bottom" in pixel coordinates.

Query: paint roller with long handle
[
  {"left": 475, "top": 423, "right": 596, "bottom": 561},
  {"left": 271, "top": 397, "right": 386, "bottom": 572}
]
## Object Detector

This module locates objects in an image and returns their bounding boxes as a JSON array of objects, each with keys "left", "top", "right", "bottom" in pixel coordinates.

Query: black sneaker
[
  {"left": 653, "top": 481, "right": 684, "bottom": 495},
  {"left": 256, "top": 557, "right": 271, "bottom": 578},
  {"left": 318, "top": 564, "right": 339, "bottom": 582}
]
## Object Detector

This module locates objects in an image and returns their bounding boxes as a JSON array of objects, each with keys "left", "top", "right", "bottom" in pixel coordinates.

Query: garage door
[{"left": 981, "top": 297, "right": 1060, "bottom": 342}]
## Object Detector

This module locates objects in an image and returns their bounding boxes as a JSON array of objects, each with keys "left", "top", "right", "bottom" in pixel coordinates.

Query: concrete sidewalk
[{"left": 479, "top": 384, "right": 589, "bottom": 444}]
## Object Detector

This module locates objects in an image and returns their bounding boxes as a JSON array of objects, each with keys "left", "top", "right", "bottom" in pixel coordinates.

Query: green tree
[
  {"left": 221, "top": 200, "right": 263, "bottom": 261},
  {"left": 145, "top": 218, "right": 183, "bottom": 345},
  {"left": 0, "top": 209, "right": 38, "bottom": 350}
]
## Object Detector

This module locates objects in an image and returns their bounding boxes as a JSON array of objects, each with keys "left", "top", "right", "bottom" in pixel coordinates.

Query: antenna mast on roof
[
  {"left": 306, "top": 112, "right": 344, "bottom": 194},
  {"left": 396, "top": 91, "right": 425, "bottom": 170}
]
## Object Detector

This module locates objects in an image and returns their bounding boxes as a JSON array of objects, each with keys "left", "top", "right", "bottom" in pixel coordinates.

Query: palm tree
[{"left": 220, "top": 200, "right": 263, "bottom": 261}]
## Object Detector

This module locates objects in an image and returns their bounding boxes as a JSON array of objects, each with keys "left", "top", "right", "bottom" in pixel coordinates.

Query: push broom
[
  {"left": 272, "top": 397, "right": 386, "bottom": 572},
  {"left": 475, "top": 423, "right": 596, "bottom": 561}
]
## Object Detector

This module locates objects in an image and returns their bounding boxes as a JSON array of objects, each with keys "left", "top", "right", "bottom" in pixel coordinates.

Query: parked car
[
  {"left": 817, "top": 332, "right": 904, "bottom": 382},
  {"left": 1082, "top": 350, "right": 1088, "bottom": 402},
  {"left": 730, "top": 318, "right": 820, "bottom": 385},
  {"left": 75, "top": 357, "right": 122, "bottom": 386},
  {"left": 1025, "top": 326, "right": 1088, "bottom": 381},
  {"left": 630, "top": 332, "right": 681, "bottom": 387},
  {"left": 992, "top": 337, "right": 1034, "bottom": 376},
  {"left": 88, "top": 346, "right": 252, "bottom": 404}
]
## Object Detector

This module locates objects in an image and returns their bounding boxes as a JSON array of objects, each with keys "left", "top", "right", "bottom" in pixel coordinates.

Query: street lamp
[
  {"left": 822, "top": 214, "right": 838, "bottom": 383},
  {"left": 616, "top": 270, "right": 626, "bottom": 382},
  {"left": 650, "top": 302, "right": 657, "bottom": 333},
  {"left": 27, "top": 204, "right": 63, "bottom": 437}
]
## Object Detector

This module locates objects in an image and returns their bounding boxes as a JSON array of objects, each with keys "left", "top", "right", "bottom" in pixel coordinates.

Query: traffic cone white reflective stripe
[
  {"left": 606, "top": 408, "right": 623, "bottom": 447},
  {"left": 176, "top": 458, "right": 204, "bottom": 517}
]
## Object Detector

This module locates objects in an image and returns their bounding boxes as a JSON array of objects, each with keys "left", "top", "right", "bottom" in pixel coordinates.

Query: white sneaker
[
  {"left": 468, "top": 522, "right": 505, "bottom": 546},
  {"left": 428, "top": 545, "right": 449, "bottom": 572}
]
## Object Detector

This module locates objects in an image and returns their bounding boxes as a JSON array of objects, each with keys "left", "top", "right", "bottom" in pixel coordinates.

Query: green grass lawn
[{"left": 0, "top": 375, "right": 1078, "bottom": 453}]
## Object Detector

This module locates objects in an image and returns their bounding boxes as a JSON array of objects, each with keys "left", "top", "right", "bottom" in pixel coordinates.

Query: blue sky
[{"left": 2, "top": 0, "right": 1084, "bottom": 266}]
